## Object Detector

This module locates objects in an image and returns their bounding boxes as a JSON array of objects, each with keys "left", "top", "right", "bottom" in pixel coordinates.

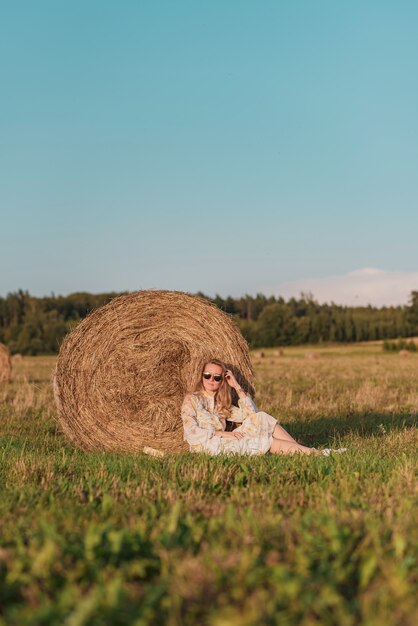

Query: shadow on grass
[{"left": 283, "top": 411, "right": 418, "bottom": 447}]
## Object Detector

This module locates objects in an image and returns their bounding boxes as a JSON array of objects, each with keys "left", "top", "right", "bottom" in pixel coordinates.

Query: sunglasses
[{"left": 202, "top": 372, "right": 223, "bottom": 382}]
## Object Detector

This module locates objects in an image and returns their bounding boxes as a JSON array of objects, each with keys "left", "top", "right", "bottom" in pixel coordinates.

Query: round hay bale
[
  {"left": 12, "top": 353, "right": 23, "bottom": 362},
  {"left": 0, "top": 343, "right": 12, "bottom": 383},
  {"left": 305, "top": 351, "right": 320, "bottom": 360},
  {"left": 399, "top": 349, "right": 410, "bottom": 358},
  {"left": 53, "top": 290, "right": 254, "bottom": 453},
  {"left": 274, "top": 349, "right": 284, "bottom": 357}
]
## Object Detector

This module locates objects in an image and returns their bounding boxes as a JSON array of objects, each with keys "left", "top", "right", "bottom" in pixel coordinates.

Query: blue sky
[{"left": 1, "top": 1, "right": 418, "bottom": 304}]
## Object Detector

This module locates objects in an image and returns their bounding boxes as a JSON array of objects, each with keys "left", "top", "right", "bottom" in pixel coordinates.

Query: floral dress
[{"left": 181, "top": 391, "right": 278, "bottom": 455}]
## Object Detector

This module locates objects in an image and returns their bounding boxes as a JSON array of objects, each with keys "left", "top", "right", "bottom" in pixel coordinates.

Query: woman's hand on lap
[{"left": 214, "top": 431, "right": 244, "bottom": 440}]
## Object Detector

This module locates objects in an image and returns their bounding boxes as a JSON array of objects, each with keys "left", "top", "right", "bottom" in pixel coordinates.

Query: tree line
[{"left": 1, "top": 289, "right": 418, "bottom": 355}]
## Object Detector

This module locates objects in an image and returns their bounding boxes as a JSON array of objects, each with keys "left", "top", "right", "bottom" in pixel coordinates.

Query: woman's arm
[
  {"left": 227, "top": 406, "right": 244, "bottom": 423},
  {"left": 227, "top": 378, "right": 247, "bottom": 401},
  {"left": 237, "top": 394, "right": 258, "bottom": 417},
  {"left": 224, "top": 370, "right": 257, "bottom": 405},
  {"left": 224, "top": 370, "right": 258, "bottom": 420},
  {"left": 224, "top": 370, "right": 248, "bottom": 398}
]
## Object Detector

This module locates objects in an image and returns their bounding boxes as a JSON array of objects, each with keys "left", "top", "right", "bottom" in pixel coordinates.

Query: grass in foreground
[{"left": 0, "top": 347, "right": 417, "bottom": 626}]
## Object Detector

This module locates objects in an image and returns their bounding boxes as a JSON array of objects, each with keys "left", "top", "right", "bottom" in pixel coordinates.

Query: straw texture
[
  {"left": 53, "top": 290, "right": 254, "bottom": 452},
  {"left": 0, "top": 343, "right": 12, "bottom": 383}
]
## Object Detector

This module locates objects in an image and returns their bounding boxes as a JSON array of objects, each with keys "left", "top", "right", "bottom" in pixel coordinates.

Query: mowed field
[{"left": 0, "top": 346, "right": 417, "bottom": 626}]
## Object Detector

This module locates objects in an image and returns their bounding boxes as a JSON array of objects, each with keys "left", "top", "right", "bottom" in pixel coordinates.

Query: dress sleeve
[
  {"left": 227, "top": 406, "right": 244, "bottom": 423},
  {"left": 237, "top": 394, "right": 259, "bottom": 421},
  {"left": 227, "top": 394, "right": 259, "bottom": 424},
  {"left": 181, "top": 394, "right": 216, "bottom": 446}
]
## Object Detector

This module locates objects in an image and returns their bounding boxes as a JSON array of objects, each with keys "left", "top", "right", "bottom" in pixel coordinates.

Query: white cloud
[{"left": 264, "top": 268, "right": 418, "bottom": 307}]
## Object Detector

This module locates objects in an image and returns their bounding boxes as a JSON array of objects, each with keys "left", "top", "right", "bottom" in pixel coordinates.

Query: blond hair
[{"left": 194, "top": 358, "right": 232, "bottom": 419}]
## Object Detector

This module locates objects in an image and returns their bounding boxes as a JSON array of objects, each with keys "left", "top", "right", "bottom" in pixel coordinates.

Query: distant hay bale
[
  {"left": 254, "top": 351, "right": 265, "bottom": 359},
  {"left": 274, "top": 349, "right": 284, "bottom": 357},
  {"left": 399, "top": 350, "right": 410, "bottom": 358},
  {"left": 305, "top": 351, "right": 320, "bottom": 360},
  {"left": 53, "top": 290, "right": 254, "bottom": 453},
  {"left": 12, "top": 353, "right": 23, "bottom": 362},
  {"left": 0, "top": 344, "right": 12, "bottom": 383}
]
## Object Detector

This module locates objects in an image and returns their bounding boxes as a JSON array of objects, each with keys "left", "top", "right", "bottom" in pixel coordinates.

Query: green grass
[{"left": 0, "top": 349, "right": 417, "bottom": 626}]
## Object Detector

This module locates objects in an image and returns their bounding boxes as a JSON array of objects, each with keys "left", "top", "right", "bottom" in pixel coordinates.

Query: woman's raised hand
[{"left": 224, "top": 369, "right": 240, "bottom": 390}]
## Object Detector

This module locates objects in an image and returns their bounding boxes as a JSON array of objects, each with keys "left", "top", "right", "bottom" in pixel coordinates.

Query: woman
[{"left": 181, "top": 359, "right": 342, "bottom": 456}]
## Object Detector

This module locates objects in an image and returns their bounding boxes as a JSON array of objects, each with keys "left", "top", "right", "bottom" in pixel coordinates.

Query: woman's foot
[{"left": 321, "top": 447, "right": 347, "bottom": 457}]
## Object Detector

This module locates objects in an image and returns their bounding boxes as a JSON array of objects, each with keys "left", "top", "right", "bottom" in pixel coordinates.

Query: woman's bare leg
[
  {"left": 269, "top": 437, "right": 317, "bottom": 455},
  {"left": 272, "top": 423, "right": 300, "bottom": 444}
]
